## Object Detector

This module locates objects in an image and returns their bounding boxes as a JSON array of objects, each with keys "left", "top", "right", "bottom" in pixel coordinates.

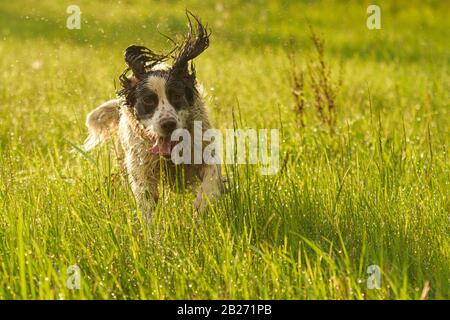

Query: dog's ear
[
  {"left": 169, "top": 11, "right": 210, "bottom": 82},
  {"left": 118, "top": 67, "right": 138, "bottom": 106},
  {"left": 123, "top": 45, "right": 164, "bottom": 80},
  {"left": 118, "top": 45, "right": 167, "bottom": 105},
  {"left": 120, "top": 45, "right": 169, "bottom": 86}
]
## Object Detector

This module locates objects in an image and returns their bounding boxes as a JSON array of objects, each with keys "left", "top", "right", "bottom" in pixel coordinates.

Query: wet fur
[
  {"left": 83, "top": 75, "right": 222, "bottom": 222},
  {"left": 82, "top": 12, "right": 222, "bottom": 222}
]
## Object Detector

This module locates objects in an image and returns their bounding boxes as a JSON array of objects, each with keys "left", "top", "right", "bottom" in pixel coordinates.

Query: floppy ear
[
  {"left": 118, "top": 68, "right": 138, "bottom": 106},
  {"left": 170, "top": 11, "right": 211, "bottom": 82},
  {"left": 118, "top": 45, "right": 168, "bottom": 105},
  {"left": 123, "top": 45, "right": 164, "bottom": 80}
]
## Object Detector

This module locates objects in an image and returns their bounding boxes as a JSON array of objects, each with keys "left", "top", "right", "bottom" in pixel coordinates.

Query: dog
[{"left": 82, "top": 13, "right": 223, "bottom": 222}]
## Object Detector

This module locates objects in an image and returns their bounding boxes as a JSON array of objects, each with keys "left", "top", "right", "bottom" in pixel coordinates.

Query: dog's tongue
[{"left": 151, "top": 137, "right": 172, "bottom": 156}]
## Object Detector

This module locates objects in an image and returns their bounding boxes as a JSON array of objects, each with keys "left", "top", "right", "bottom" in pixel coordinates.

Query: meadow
[{"left": 0, "top": 0, "right": 448, "bottom": 299}]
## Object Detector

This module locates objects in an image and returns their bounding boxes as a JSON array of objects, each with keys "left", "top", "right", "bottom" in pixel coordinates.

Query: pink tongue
[{"left": 150, "top": 137, "right": 172, "bottom": 156}]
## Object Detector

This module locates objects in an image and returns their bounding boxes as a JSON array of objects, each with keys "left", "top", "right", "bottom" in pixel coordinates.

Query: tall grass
[{"left": 0, "top": 0, "right": 448, "bottom": 299}]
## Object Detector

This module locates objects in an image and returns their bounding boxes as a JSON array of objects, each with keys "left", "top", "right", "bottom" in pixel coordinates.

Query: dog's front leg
[
  {"left": 130, "top": 179, "right": 158, "bottom": 224},
  {"left": 138, "top": 191, "right": 158, "bottom": 224},
  {"left": 194, "top": 164, "right": 223, "bottom": 212}
]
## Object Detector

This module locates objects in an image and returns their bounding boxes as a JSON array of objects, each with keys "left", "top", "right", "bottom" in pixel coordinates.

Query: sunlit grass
[{"left": 0, "top": 0, "right": 448, "bottom": 299}]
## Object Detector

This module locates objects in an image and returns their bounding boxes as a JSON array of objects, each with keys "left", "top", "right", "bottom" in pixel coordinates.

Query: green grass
[{"left": 0, "top": 0, "right": 448, "bottom": 299}]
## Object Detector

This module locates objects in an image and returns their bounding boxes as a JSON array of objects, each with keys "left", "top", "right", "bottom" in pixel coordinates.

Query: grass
[{"left": 0, "top": 0, "right": 448, "bottom": 299}]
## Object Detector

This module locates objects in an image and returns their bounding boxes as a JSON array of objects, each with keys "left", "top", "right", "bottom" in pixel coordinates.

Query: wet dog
[{"left": 82, "top": 13, "right": 222, "bottom": 222}]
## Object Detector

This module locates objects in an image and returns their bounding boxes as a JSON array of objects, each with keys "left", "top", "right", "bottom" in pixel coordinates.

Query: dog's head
[{"left": 118, "top": 12, "right": 210, "bottom": 156}]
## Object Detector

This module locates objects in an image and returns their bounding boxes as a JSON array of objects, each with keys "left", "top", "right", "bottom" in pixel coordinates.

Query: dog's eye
[
  {"left": 168, "top": 90, "right": 187, "bottom": 109},
  {"left": 141, "top": 94, "right": 158, "bottom": 113},
  {"left": 171, "top": 93, "right": 182, "bottom": 102}
]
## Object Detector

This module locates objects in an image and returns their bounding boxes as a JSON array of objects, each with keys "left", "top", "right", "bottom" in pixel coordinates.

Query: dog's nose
[{"left": 160, "top": 118, "right": 177, "bottom": 134}]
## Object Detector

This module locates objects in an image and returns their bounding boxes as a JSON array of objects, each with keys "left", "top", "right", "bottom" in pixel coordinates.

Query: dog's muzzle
[{"left": 150, "top": 117, "right": 178, "bottom": 157}]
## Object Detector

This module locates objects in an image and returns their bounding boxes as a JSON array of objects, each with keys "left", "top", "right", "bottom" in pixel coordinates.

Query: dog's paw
[
  {"left": 194, "top": 182, "right": 222, "bottom": 212},
  {"left": 194, "top": 190, "right": 220, "bottom": 212},
  {"left": 194, "top": 191, "right": 222, "bottom": 213},
  {"left": 194, "top": 192, "right": 207, "bottom": 212}
]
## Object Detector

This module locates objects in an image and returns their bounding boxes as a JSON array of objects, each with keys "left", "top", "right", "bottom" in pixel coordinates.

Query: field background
[{"left": 0, "top": 0, "right": 448, "bottom": 299}]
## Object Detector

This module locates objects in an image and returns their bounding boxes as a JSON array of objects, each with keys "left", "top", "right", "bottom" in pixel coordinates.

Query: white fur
[
  {"left": 83, "top": 99, "right": 120, "bottom": 151},
  {"left": 140, "top": 76, "right": 184, "bottom": 135}
]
